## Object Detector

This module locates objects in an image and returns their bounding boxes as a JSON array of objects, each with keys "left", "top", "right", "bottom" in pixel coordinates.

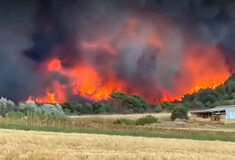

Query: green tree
[{"left": 110, "top": 91, "right": 127, "bottom": 102}]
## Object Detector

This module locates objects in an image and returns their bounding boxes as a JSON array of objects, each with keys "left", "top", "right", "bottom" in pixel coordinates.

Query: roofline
[{"left": 189, "top": 106, "right": 235, "bottom": 114}]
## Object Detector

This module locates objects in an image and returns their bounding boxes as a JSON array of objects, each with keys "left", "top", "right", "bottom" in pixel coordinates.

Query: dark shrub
[
  {"left": 135, "top": 115, "right": 158, "bottom": 125},
  {"left": 171, "top": 106, "right": 188, "bottom": 121},
  {"left": 92, "top": 103, "right": 111, "bottom": 114}
]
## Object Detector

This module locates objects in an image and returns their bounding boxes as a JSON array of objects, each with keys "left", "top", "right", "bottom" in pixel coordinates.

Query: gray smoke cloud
[{"left": 0, "top": 0, "right": 235, "bottom": 102}]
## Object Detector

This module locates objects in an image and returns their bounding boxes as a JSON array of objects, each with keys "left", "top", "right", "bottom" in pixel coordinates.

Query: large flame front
[
  {"left": 28, "top": 17, "right": 231, "bottom": 104},
  {"left": 31, "top": 59, "right": 128, "bottom": 103}
]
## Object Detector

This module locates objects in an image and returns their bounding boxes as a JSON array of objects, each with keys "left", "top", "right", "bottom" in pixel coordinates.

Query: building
[{"left": 189, "top": 105, "right": 235, "bottom": 124}]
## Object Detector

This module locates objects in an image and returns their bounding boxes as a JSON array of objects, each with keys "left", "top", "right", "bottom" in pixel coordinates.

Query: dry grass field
[
  {"left": 0, "top": 129, "right": 235, "bottom": 160},
  {"left": 70, "top": 113, "right": 235, "bottom": 132},
  {"left": 71, "top": 113, "right": 171, "bottom": 121}
]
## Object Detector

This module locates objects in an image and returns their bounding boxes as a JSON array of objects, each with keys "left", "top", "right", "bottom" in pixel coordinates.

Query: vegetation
[
  {"left": 171, "top": 106, "right": 188, "bottom": 120},
  {"left": 1, "top": 116, "right": 235, "bottom": 142},
  {"left": 0, "top": 98, "right": 67, "bottom": 124},
  {"left": 111, "top": 92, "right": 150, "bottom": 113},
  {"left": 61, "top": 102, "right": 114, "bottom": 115},
  {"left": 57, "top": 74, "right": 235, "bottom": 115},
  {"left": 2, "top": 70, "right": 235, "bottom": 119},
  {"left": 113, "top": 115, "right": 158, "bottom": 126},
  {"left": 0, "top": 98, "right": 233, "bottom": 142},
  {"left": 152, "top": 73, "right": 235, "bottom": 112},
  {"left": 1, "top": 74, "right": 235, "bottom": 144},
  {"left": 0, "top": 97, "right": 17, "bottom": 117},
  {"left": 0, "top": 97, "right": 234, "bottom": 142},
  {"left": 181, "top": 74, "right": 235, "bottom": 109},
  {"left": 135, "top": 115, "right": 158, "bottom": 125},
  {"left": 61, "top": 91, "right": 154, "bottom": 115},
  {"left": 113, "top": 118, "right": 134, "bottom": 125},
  {"left": 60, "top": 73, "right": 235, "bottom": 115}
]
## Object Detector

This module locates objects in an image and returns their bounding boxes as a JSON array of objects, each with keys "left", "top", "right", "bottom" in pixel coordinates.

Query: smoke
[{"left": 0, "top": 0, "right": 235, "bottom": 102}]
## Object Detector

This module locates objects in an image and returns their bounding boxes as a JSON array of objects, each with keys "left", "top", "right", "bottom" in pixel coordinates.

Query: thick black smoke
[
  {"left": 24, "top": 0, "right": 66, "bottom": 62},
  {"left": 0, "top": 0, "right": 235, "bottom": 102}
]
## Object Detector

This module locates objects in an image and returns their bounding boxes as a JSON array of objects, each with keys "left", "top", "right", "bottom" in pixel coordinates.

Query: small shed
[{"left": 189, "top": 105, "right": 235, "bottom": 124}]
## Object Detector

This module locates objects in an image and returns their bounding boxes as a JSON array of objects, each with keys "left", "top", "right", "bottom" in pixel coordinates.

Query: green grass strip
[{"left": 0, "top": 121, "right": 235, "bottom": 142}]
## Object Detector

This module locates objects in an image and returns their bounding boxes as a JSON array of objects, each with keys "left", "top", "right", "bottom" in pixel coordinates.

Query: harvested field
[{"left": 0, "top": 129, "right": 235, "bottom": 160}]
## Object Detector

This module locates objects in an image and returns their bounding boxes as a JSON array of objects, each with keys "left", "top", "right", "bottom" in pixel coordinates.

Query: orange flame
[
  {"left": 47, "top": 58, "right": 61, "bottom": 71},
  {"left": 28, "top": 18, "right": 231, "bottom": 104},
  {"left": 70, "top": 65, "right": 126, "bottom": 101},
  {"left": 186, "top": 47, "right": 230, "bottom": 93}
]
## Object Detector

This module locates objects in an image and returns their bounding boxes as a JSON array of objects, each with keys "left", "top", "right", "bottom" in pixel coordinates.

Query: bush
[
  {"left": 92, "top": 103, "right": 111, "bottom": 114},
  {"left": 39, "top": 103, "right": 65, "bottom": 116},
  {"left": 123, "top": 95, "right": 149, "bottom": 113},
  {"left": 19, "top": 101, "right": 65, "bottom": 116},
  {"left": 135, "top": 115, "right": 158, "bottom": 125},
  {"left": 113, "top": 118, "right": 134, "bottom": 125},
  {"left": 61, "top": 103, "right": 88, "bottom": 114},
  {"left": 0, "top": 97, "right": 17, "bottom": 117},
  {"left": 16, "top": 101, "right": 67, "bottom": 123},
  {"left": 18, "top": 101, "right": 38, "bottom": 114},
  {"left": 171, "top": 106, "right": 188, "bottom": 121}
]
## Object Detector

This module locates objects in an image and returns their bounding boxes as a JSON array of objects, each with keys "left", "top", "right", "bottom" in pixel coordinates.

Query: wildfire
[
  {"left": 185, "top": 47, "right": 230, "bottom": 93},
  {"left": 28, "top": 81, "right": 66, "bottom": 104},
  {"left": 69, "top": 65, "right": 125, "bottom": 100},
  {"left": 30, "top": 51, "right": 229, "bottom": 104},
  {"left": 35, "top": 92, "right": 56, "bottom": 104},
  {"left": 27, "top": 18, "right": 231, "bottom": 104},
  {"left": 29, "top": 59, "right": 127, "bottom": 103}
]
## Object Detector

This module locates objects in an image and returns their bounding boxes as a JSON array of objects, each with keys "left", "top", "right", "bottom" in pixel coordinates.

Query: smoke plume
[{"left": 0, "top": 0, "right": 235, "bottom": 103}]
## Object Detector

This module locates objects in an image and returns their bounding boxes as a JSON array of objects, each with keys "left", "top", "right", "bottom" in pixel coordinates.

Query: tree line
[{"left": 59, "top": 73, "right": 235, "bottom": 114}]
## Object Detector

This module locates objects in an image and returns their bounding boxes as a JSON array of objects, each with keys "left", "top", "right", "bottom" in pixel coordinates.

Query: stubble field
[{"left": 0, "top": 129, "right": 235, "bottom": 160}]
